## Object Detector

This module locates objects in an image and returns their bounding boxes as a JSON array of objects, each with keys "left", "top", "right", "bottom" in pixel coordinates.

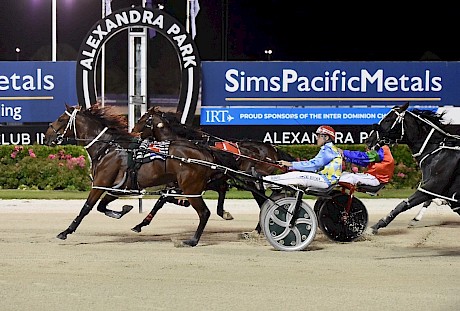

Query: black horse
[
  {"left": 45, "top": 104, "right": 231, "bottom": 247},
  {"left": 366, "top": 102, "right": 460, "bottom": 234},
  {"left": 131, "top": 106, "right": 296, "bottom": 234}
]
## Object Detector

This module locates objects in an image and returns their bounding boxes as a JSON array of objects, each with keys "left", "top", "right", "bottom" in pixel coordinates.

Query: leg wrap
[
  {"left": 373, "top": 200, "right": 410, "bottom": 229},
  {"left": 68, "top": 203, "right": 92, "bottom": 233},
  {"left": 96, "top": 201, "right": 107, "bottom": 213},
  {"left": 166, "top": 197, "right": 190, "bottom": 207}
]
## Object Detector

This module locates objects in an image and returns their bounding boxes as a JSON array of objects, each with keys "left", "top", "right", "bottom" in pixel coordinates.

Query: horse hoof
[
  {"left": 173, "top": 239, "right": 197, "bottom": 247},
  {"left": 222, "top": 211, "right": 234, "bottom": 220},
  {"left": 56, "top": 232, "right": 67, "bottom": 240},
  {"left": 408, "top": 219, "right": 419, "bottom": 227},
  {"left": 238, "top": 230, "right": 260, "bottom": 240},
  {"left": 131, "top": 226, "right": 142, "bottom": 233},
  {"left": 122, "top": 205, "right": 134, "bottom": 214},
  {"left": 432, "top": 199, "right": 446, "bottom": 206},
  {"left": 105, "top": 210, "right": 122, "bottom": 219},
  {"left": 365, "top": 227, "right": 378, "bottom": 235}
]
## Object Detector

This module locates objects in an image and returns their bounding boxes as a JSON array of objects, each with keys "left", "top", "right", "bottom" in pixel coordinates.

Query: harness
[{"left": 376, "top": 107, "right": 460, "bottom": 203}]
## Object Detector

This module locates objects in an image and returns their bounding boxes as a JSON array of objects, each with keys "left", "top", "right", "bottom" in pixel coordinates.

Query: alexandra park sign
[{"left": 76, "top": 6, "right": 201, "bottom": 125}]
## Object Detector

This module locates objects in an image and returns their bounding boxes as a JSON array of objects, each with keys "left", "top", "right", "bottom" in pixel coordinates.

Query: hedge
[
  {"left": 0, "top": 145, "right": 91, "bottom": 191},
  {"left": 0, "top": 144, "right": 420, "bottom": 191}
]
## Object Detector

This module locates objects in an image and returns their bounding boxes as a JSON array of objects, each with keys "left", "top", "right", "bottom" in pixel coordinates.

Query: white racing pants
[
  {"left": 339, "top": 172, "right": 380, "bottom": 186},
  {"left": 263, "top": 171, "right": 330, "bottom": 189}
]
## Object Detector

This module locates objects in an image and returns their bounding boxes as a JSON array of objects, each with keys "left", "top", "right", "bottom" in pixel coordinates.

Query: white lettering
[{"left": 223, "top": 68, "right": 443, "bottom": 94}]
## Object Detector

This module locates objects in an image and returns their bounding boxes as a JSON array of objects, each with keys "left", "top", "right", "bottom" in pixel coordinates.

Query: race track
[{"left": 0, "top": 198, "right": 459, "bottom": 311}]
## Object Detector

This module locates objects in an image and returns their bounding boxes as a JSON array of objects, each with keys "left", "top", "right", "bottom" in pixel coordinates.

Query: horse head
[
  {"left": 132, "top": 107, "right": 178, "bottom": 141},
  {"left": 133, "top": 107, "right": 203, "bottom": 141},
  {"left": 367, "top": 102, "right": 410, "bottom": 150},
  {"left": 44, "top": 104, "right": 82, "bottom": 145},
  {"left": 46, "top": 103, "right": 133, "bottom": 150}
]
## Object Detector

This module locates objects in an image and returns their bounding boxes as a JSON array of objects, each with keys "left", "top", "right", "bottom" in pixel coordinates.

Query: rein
[
  {"left": 209, "top": 145, "right": 284, "bottom": 169},
  {"left": 84, "top": 127, "right": 109, "bottom": 149},
  {"left": 385, "top": 108, "right": 460, "bottom": 202},
  {"left": 380, "top": 108, "right": 460, "bottom": 158},
  {"left": 144, "top": 113, "right": 284, "bottom": 169}
]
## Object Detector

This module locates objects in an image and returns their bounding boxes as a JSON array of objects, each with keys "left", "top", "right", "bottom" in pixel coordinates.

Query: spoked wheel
[
  {"left": 318, "top": 194, "right": 368, "bottom": 242},
  {"left": 260, "top": 197, "right": 318, "bottom": 251}
]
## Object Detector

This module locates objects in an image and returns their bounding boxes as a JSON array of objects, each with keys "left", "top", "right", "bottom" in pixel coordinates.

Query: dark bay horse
[
  {"left": 131, "top": 107, "right": 295, "bottom": 233},
  {"left": 45, "top": 104, "right": 226, "bottom": 247},
  {"left": 366, "top": 102, "right": 460, "bottom": 234}
]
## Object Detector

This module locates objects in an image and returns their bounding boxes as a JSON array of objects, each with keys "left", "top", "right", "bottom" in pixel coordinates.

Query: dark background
[{"left": 0, "top": 0, "right": 458, "bottom": 62}]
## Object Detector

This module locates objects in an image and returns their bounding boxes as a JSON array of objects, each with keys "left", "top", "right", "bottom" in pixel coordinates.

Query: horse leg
[
  {"left": 409, "top": 200, "right": 432, "bottom": 226},
  {"left": 57, "top": 190, "right": 103, "bottom": 240},
  {"left": 131, "top": 195, "right": 170, "bottom": 233},
  {"left": 181, "top": 196, "right": 210, "bottom": 247},
  {"left": 216, "top": 186, "right": 234, "bottom": 220},
  {"left": 367, "top": 192, "right": 429, "bottom": 235},
  {"left": 96, "top": 193, "right": 133, "bottom": 219},
  {"left": 208, "top": 179, "right": 233, "bottom": 220}
]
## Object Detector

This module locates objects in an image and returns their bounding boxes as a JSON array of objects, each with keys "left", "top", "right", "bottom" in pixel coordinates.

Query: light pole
[
  {"left": 52, "top": 0, "right": 56, "bottom": 61},
  {"left": 264, "top": 49, "right": 272, "bottom": 61},
  {"left": 15, "top": 47, "right": 21, "bottom": 61}
]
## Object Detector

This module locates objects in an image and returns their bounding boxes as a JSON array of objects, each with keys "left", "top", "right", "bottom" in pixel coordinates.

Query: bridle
[
  {"left": 374, "top": 107, "right": 460, "bottom": 158},
  {"left": 375, "top": 108, "right": 406, "bottom": 146},
  {"left": 48, "top": 107, "right": 108, "bottom": 149},
  {"left": 48, "top": 107, "right": 80, "bottom": 144}
]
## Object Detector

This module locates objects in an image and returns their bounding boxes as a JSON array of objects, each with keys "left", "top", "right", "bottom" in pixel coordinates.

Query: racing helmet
[{"left": 316, "top": 125, "right": 336, "bottom": 140}]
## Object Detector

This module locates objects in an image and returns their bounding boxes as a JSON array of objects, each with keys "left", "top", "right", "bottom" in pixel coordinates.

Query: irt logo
[{"left": 204, "top": 110, "right": 233, "bottom": 123}]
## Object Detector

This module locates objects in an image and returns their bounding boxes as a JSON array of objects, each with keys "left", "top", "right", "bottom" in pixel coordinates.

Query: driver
[
  {"left": 338, "top": 144, "right": 395, "bottom": 186},
  {"left": 263, "top": 125, "right": 342, "bottom": 189}
]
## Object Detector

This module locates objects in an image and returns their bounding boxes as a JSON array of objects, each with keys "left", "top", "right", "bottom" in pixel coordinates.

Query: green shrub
[{"left": 0, "top": 144, "right": 91, "bottom": 191}]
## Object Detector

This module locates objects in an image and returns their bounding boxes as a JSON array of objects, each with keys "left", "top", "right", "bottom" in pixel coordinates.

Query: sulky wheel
[
  {"left": 314, "top": 198, "right": 326, "bottom": 217},
  {"left": 259, "top": 192, "right": 286, "bottom": 232},
  {"left": 318, "top": 194, "right": 368, "bottom": 242},
  {"left": 260, "top": 197, "right": 318, "bottom": 251}
]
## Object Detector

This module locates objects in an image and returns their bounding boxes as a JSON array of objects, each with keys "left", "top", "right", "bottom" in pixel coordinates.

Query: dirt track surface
[{"left": 0, "top": 198, "right": 459, "bottom": 311}]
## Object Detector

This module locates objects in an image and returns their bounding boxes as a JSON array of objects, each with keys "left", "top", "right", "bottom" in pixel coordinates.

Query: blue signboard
[
  {"left": 202, "top": 61, "right": 460, "bottom": 107},
  {"left": 200, "top": 107, "right": 396, "bottom": 125},
  {"left": 0, "top": 61, "right": 77, "bottom": 123}
]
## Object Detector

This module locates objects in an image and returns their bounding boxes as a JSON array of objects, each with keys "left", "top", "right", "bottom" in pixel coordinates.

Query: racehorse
[
  {"left": 365, "top": 102, "right": 460, "bottom": 234},
  {"left": 131, "top": 108, "right": 236, "bottom": 221},
  {"left": 131, "top": 106, "right": 296, "bottom": 234},
  {"left": 44, "top": 104, "right": 228, "bottom": 247}
]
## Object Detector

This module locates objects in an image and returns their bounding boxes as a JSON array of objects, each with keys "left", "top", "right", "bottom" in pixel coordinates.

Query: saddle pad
[
  {"left": 136, "top": 140, "right": 170, "bottom": 162},
  {"left": 147, "top": 141, "right": 170, "bottom": 155},
  {"left": 214, "top": 141, "right": 240, "bottom": 155}
]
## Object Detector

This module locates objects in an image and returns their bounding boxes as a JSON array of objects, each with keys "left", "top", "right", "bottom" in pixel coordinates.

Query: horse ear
[
  {"left": 65, "top": 103, "right": 72, "bottom": 112},
  {"left": 401, "top": 102, "right": 410, "bottom": 111}
]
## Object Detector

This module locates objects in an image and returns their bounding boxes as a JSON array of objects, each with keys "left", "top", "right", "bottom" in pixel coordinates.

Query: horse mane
[
  {"left": 410, "top": 108, "right": 450, "bottom": 129},
  {"left": 85, "top": 104, "right": 133, "bottom": 136}
]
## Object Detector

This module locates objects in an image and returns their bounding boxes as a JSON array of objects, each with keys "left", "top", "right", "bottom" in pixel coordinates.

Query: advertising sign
[
  {"left": 0, "top": 61, "right": 77, "bottom": 123},
  {"left": 0, "top": 124, "right": 48, "bottom": 145},
  {"left": 202, "top": 61, "right": 460, "bottom": 108},
  {"left": 200, "top": 107, "right": 400, "bottom": 125}
]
